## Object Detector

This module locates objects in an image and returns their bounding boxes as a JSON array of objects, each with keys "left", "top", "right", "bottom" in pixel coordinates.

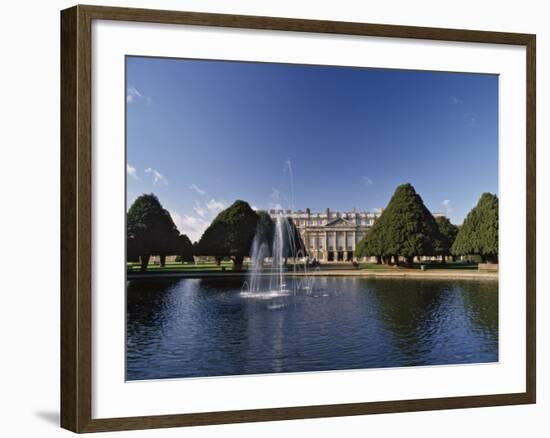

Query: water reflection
[{"left": 126, "top": 277, "right": 498, "bottom": 380}]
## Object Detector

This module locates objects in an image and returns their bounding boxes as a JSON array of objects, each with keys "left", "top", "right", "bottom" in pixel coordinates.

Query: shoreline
[{"left": 127, "top": 269, "right": 498, "bottom": 281}]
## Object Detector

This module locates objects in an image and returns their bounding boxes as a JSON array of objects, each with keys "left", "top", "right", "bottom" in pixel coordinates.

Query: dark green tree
[
  {"left": 451, "top": 193, "right": 498, "bottom": 263},
  {"left": 281, "top": 217, "right": 307, "bottom": 261},
  {"left": 250, "top": 212, "right": 306, "bottom": 266},
  {"left": 254, "top": 211, "right": 275, "bottom": 257},
  {"left": 248, "top": 211, "right": 275, "bottom": 268},
  {"left": 127, "top": 193, "right": 180, "bottom": 271},
  {"left": 196, "top": 200, "right": 258, "bottom": 271},
  {"left": 126, "top": 235, "right": 142, "bottom": 264},
  {"left": 355, "top": 224, "right": 384, "bottom": 264},
  {"left": 175, "top": 234, "right": 195, "bottom": 264},
  {"left": 366, "top": 183, "right": 442, "bottom": 267},
  {"left": 434, "top": 216, "right": 459, "bottom": 263}
]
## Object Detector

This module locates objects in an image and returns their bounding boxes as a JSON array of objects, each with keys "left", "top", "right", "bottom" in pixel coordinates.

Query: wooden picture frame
[{"left": 61, "top": 4, "right": 536, "bottom": 433}]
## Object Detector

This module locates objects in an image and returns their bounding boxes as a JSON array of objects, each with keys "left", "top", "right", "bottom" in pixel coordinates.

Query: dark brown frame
[{"left": 61, "top": 4, "right": 536, "bottom": 433}]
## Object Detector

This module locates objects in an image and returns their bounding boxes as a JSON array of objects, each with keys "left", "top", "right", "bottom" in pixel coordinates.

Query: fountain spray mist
[{"left": 241, "top": 160, "right": 317, "bottom": 298}]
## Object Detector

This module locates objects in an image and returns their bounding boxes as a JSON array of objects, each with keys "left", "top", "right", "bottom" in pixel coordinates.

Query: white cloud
[
  {"left": 126, "top": 163, "right": 138, "bottom": 179},
  {"left": 126, "top": 86, "right": 142, "bottom": 104},
  {"left": 451, "top": 96, "right": 462, "bottom": 105},
  {"left": 206, "top": 199, "right": 226, "bottom": 212},
  {"left": 169, "top": 198, "right": 228, "bottom": 242},
  {"left": 361, "top": 176, "right": 374, "bottom": 188},
  {"left": 442, "top": 199, "right": 453, "bottom": 215},
  {"left": 169, "top": 210, "right": 208, "bottom": 243},
  {"left": 189, "top": 183, "right": 206, "bottom": 196},
  {"left": 193, "top": 203, "right": 207, "bottom": 218},
  {"left": 251, "top": 205, "right": 259, "bottom": 211},
  {"left": 145, "top": 167, "right": 168, "bottom": 185},
  {"left": 463, "top": 112, "right": 476, "bottom": 127},
  {"left": 127, "top": 86, "right": 152, "bottom": 105}
]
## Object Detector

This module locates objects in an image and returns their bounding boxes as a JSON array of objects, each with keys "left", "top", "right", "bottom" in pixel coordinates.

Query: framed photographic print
[{"left": 60, "top": 4, "right": 536, "bottom": 433}]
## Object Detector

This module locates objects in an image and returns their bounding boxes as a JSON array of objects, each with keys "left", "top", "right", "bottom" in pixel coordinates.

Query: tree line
[
  {"left": 127, "top": 184, "right": 498, "bottom": 272},
  {"left": 126, "top": 194, "right": 194, "bottom": 271},
  {"left": 355, "top": 183, "right": 498, "bottom": 266},
  {"left": 127, "top": 195, "right": 304, "bottom": 272}
]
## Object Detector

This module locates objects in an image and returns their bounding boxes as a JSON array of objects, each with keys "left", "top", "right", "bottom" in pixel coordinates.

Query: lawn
[
  {"left": 128, "top": 261, "right": 323, "bottom": 274},
  {"left": 358, "top": 261, "right": 478, "bottom": 271},
  {"left": 128, "top": 260, "right": 481, "bottom": 274},
  {"left": 357, "top": 263, "right": 395, "bottom": 271},
  {"left": 127, "top": 261, "right": 241, "bottom": 273}
]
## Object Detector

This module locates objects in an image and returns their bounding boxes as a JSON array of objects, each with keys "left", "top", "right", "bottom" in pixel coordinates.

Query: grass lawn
[
  {"left": 358, "top": 261, "right": 478, "bottom": 271},
  {"left": 128, "top": 261, "right": 482, "bottom": 274},
  {"left": 358, "top": 263, "right": 395, "bottom": 271},
  {"left": 127, "top": 261, "right": 242, "bottom": 273}
]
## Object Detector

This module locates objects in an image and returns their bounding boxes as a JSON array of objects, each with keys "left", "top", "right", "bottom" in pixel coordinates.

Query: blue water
[{"left": 126, "top": 276, "right": 498, "bottom": 380}]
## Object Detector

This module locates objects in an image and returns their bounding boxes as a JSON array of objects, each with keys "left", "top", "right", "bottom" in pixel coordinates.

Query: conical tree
[
  {"left": 452, "top": 193, "right": 498, "bottom": 263},
  {"left": 281, "top": 217, "right": 307, "bottom": 260},
  {"left": 196, "top": 200, "right": 258, "bottom": 271},
  {"left": 253, "top": 210, "right": 275, "bottom": 257},
  {"left": 435, "top": 216, "right": 459, "bottom": 263},
  {"left": 369, "top": 183, "right": 442, "bottom": 266},
  {"left": 355, "top": 222, "right": 384, "bottom": 264},
  {"left": 176, "top": 234, "right": 195, "bottom": 263},
  {"left": 127, "top": 193, "right": 180, "bottom": 271}
]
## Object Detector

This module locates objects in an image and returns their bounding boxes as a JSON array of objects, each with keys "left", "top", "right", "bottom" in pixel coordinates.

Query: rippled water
[{"left": 126, "top": 276, "right": 498, "bottom": 380}]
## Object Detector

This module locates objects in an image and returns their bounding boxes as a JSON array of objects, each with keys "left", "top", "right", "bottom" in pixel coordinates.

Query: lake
[{"left": 126, "top": 276, "right": 498, "bottom": 380}]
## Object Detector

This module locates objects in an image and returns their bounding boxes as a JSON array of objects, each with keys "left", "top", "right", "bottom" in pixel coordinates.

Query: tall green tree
[
  {"left": 250, "top": 212, "right": 306, "bottom": 265},
  {"left": 355, "top": 224, "right": 384, "bottom": 264},
  {"left": 365, "top": 183, "right": 442, "bottom": 266},
  {"left": 435, "top": 216, "right": 459, "bottom": 263},
  {"left": 127, "top": 193, "right": 180, "bottom": 271},
  {"left": 196, "top": 200, "right": 258, "bottom": 271},
  {"left": 176, "top": 234, "right": 195, "bottom": 264},
  {"left": 452, "top": 193, "right": 498, "bottom": 263},
  {"left": 253, "top": 210, "right": 275, "bottom": 257},
  {"left": 159, "top": 233, "right": 196, "bottom": 267},
  {"left": 280, "top": 217, "right": 307, "bottom": 260}
]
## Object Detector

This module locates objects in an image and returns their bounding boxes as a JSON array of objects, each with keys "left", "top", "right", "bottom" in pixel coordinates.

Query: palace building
[{"left": 268, "top": 208, "right": 446, "bottom": 262}]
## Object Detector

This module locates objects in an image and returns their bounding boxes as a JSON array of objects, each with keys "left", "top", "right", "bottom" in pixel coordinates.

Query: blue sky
[{"left": 126, "top": 56, "right": 498, "bottom": 242}]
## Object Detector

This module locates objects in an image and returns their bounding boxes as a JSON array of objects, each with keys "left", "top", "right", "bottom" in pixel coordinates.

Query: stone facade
[
  {"left": 269, "top": 207, "right": 446, "bottom": 262},
  {"left": 268, "top": 208, "right": 379, "bottom": 262}
]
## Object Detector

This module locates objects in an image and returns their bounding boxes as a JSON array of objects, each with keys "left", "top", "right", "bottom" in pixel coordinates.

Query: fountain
[
  {"left": 242, "top": 212, "right": 316, "bottom": 298},
  {"left": 241, "top": 159, "right": 318, "bottom": 298}
]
